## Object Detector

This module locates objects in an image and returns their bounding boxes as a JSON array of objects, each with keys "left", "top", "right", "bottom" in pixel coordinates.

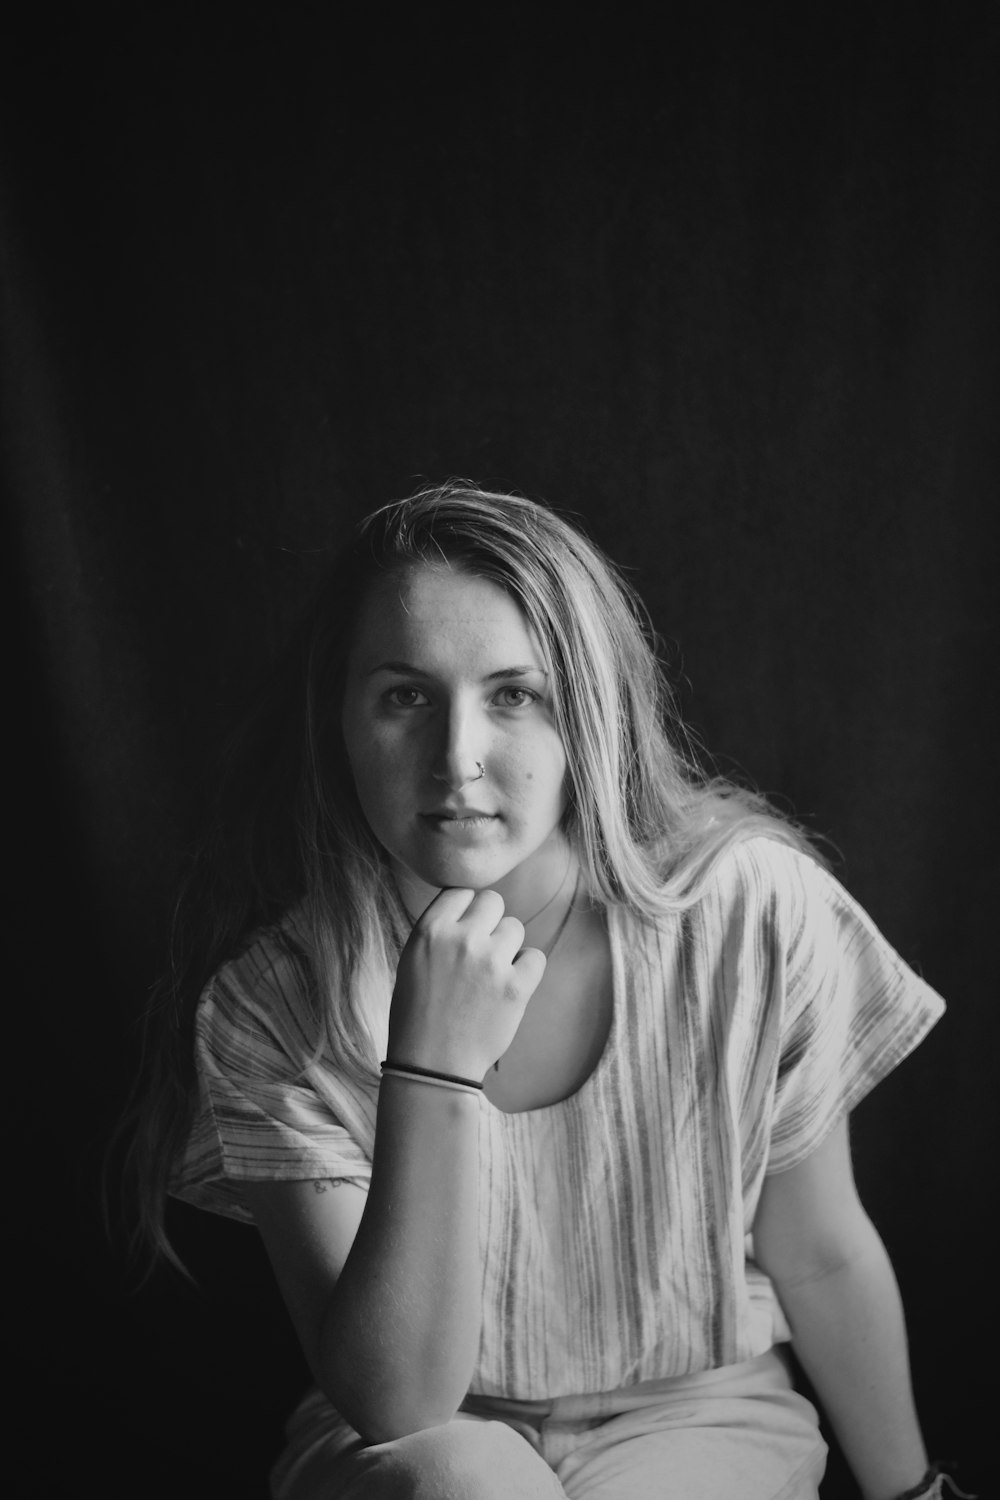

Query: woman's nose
[{"left": 431, "top": 706, "right": 485, "bottom": 788}]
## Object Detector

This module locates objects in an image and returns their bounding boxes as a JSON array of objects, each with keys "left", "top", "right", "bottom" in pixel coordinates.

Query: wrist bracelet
[
  {"left": 894, "top": 1464, "right": 977, "bottom": 1500},
  {"left": 895, "top": 1470, "right": 937, "bottom": 1500},
  {"left": 380, "top": 1060, "right": 484, "bottom": 1096}
]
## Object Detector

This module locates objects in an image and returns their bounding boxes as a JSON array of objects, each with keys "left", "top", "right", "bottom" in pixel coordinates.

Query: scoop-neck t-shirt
[{"left": 173, "top": 836, "right": 944, "bottom": 1400}]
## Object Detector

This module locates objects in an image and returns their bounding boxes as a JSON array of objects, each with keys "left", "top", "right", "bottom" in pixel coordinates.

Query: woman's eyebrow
[
  {"left": 368, "top": 661, "right": 547, "bottom": 680},
  {"left": 484, "top": 665, "right": 548, "bottom": 681},
  {"left": 368, "top": 660, "right": 429, "bottom": 677}
]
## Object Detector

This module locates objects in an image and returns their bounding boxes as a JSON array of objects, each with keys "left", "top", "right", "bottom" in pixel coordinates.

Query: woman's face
[{"left": 340, "top": 562, "right": 570, "bottom": 918}]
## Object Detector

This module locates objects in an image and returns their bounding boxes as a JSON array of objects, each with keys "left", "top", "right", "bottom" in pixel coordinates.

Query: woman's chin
[
  {"left": 393, "top": 833, "right": 571, "bottom": 914},
  {"left": 400, "top": 854, "right": 513, "bottom": 897}
]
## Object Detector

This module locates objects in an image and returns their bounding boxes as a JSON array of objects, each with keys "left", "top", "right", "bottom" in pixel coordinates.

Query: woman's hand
[{"left": 388, "top": 887, "right": 546, "bottom": 1079}]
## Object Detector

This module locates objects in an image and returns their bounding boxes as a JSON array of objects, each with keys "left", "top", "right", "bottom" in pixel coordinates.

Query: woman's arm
[
  {"left": 245, "top": 1073, "right": 481, "bottom": 1443},
  {"left": 753, "top": 1116, "right": 928, "bottom": 1500},
  {"left": 245, "top": 886, "right": 545, "bottom": 1445}
]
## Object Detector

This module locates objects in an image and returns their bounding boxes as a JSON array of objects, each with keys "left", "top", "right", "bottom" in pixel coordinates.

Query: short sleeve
[
  {"left": 170, "top": 933, "right": 378, "bottom": 1223},
  {"left": 763, "top": 847, "right": 945, "bottom": 1174}
]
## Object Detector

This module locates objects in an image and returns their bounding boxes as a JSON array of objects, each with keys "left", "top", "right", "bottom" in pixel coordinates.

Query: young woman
[{"left": 131, "top": 482, "right": 954, "bottom": 1499}]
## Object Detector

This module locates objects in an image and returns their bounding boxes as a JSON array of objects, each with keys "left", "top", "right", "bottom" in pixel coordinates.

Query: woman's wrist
[
  {"left": 890, "top": 1463, "right": 976, "bottom": 1500},
  {"left": 380, "top": 1059, "right": 484, "bottom": 1097}
]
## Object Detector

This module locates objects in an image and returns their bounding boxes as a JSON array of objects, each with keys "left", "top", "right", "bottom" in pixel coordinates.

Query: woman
[{"left": 131, "top": 482, "right": 952, "bottom": 1498}]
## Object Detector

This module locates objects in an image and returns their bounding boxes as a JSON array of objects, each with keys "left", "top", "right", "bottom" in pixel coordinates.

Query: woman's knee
[{"left": 346, "top": 1417, "right": 561, "bottom": 1499}]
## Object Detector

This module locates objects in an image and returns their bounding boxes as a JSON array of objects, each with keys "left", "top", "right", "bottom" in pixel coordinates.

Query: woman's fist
[{"left": 387, "top": 888, "right": 546, "bottom": 1080}]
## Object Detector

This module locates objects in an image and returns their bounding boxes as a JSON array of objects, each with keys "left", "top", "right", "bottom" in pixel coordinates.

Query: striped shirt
[{"left": 173, "top": 837, "right": 944, "bottom": 1399}]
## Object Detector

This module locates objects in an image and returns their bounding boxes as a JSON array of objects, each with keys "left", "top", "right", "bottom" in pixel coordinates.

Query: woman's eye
[
  {"left": 386, "top": 686, "right": 429, "bottom": 708},
  {"left": 494, "top": 686, "right": 536, "bottom": 708}
]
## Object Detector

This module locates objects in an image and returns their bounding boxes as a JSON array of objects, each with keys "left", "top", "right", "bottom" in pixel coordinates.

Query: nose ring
[{"left": 473, "top": 761, "right": 485, "bottom": 780}]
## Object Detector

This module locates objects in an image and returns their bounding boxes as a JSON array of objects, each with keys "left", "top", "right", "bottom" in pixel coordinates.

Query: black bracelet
[
  {"left": 380, "top": 1060, "right": 484, "bottom": 1091},
  {"left": 895, "top": 1469, "right": 939, "bottom": 1500},
  {"left": 894, "top": 1463, "right": 976, "bottom": 1500}
]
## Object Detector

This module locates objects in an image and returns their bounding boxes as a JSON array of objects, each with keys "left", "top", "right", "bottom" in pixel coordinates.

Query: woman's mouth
[{"left": 421, "top": 810, "right": 499, "bottom": 830}]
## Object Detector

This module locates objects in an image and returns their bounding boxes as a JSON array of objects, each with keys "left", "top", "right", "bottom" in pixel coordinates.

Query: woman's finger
[
  {"left": 459, "top": 888, "right": 506, "bottom": 932},
  {"left": 510, "top": 944, "right": 547, "bottom": 996},
  {"left": 414, "top": 886, "right": 477, "bottom": 925},
  {"left": 491, "top": 913, "right": 527, "bottom": 957}
]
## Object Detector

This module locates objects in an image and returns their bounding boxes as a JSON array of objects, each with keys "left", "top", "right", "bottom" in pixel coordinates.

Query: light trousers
[{"left": 270, "top": 1347, "right": 828, "bottom": 1499}]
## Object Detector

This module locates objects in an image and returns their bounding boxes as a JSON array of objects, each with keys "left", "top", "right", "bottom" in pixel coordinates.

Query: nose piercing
[{"left": 473, "top": 761, "right": 485, "bottom": 780}]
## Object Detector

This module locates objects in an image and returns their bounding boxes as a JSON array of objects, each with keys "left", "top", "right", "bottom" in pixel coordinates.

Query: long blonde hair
[{"left": 123, "top": 481, "right": 816, "bottom": 1270}]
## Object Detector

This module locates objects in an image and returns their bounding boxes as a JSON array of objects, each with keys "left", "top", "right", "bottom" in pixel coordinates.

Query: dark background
[{"left": 3, "top": 9, "right": 995, "bottom": 1497}]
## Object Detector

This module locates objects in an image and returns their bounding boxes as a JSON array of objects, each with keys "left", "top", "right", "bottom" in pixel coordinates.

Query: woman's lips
[{"left": 421, "top": 811, "right": 499, "bottom": 830}]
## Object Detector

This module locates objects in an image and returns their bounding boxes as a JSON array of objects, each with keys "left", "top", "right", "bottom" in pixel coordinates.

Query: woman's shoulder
[
  {"left": 197, "top": 907, "right": 314, "bottom": 1043},
  {"left": 699, "top": 834, "right": 918, "bottom": 978},
  {"left": 614, "top": 834, "right": 825, "bottom": 955},
  {"left": 713, "top": 831, "right": 826, "bottom": 891},
  {"left": 660, "top": 831, "right": 828, "bottom": 917}
]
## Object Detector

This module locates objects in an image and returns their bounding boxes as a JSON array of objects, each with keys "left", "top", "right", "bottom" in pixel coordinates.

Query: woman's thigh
[
  {"left": 547, "top": 1355, "right": 827, "bottom": 1500},
  {"left": 552, "top": 1422, "right": 826, "bottom": 1500},
  {"left": 274, "top": 1411, "right": 566, "bottom": 1500}
]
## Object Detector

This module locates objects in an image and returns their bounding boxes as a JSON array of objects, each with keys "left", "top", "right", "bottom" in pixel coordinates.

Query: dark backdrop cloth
[{"left": 2, "top": 10, "right": 995, "bottom": 1498}]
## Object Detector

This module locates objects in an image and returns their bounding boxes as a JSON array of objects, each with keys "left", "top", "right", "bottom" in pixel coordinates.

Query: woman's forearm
[
  {"left": 776, "top": 1220, "right": 927, "bottom": 1500},
  {"left": 319, "top": 1076, "right": 483, "bottom": 1443}
]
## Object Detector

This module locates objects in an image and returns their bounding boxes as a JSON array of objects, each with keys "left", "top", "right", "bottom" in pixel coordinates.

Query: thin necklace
[
  {"left": 520, "top": 850, "right": 574, "bottom": 930},
  {"left": 494, "top": 866, "right": 581, "bottom": 1072},
  {"left": 536, "top": 866, "right": 581, "bottom": 958}
]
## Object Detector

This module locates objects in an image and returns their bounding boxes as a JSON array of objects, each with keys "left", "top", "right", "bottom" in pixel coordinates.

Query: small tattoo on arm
[{"left": 312, "top": 1179, "right": 345, "bottom": 1194}]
